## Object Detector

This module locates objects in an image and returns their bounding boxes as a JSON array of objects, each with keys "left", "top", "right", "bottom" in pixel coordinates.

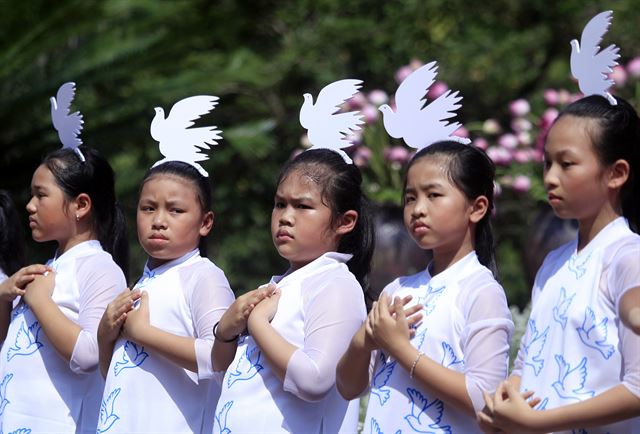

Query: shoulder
[
  {"left": 76, "top": 249, "right": 125, "bottom": 282},
  {"left": 458, "top": 269, "right": 510, "bottom": 320},
  {"left": 179, "top": 256, "right": 232, "bottom": 289},
  {"left": 603, "top": 232, "right": 640, "bottom": 263}
]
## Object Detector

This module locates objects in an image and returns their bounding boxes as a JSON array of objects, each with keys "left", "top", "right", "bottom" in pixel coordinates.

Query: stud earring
[{"left": 76, "top": 214, "right": 80, "bottom": 222}]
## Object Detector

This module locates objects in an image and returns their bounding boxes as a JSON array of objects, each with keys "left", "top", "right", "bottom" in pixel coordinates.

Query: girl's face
[
  {"left": 544, "top": 115, "right": 609, "bottom": 221},
  {"left": 403, "top": 157, "right": 475, "bottom": 253},
  {"left": 271, "top": 169, "right": 339, "bottom": 270},
  {"left": 26, "top": 164, "right": 75, "bottom": 244},
  {"left": 137, "top": 174, "right": 212, "bottom": 269}
]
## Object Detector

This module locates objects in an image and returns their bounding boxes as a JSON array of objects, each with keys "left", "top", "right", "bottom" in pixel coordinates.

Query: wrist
[{"left": 213, "top": 321, "right": 240, "bottom": 343}]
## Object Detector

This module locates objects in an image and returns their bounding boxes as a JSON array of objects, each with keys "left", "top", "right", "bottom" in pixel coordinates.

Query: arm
[{"left": 619, "top": 286, "right": 640, "bottom": 335}]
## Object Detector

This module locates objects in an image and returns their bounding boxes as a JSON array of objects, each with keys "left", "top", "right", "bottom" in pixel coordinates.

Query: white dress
[
  {"left": 213, "top": 252, "right": 366, "bottom": 434},
  {"left": 363, "top": 251, "right": 514, "bottom": 434},
  {"left": 513, "top": 217, "right": 640, "bottom": 434},
  {"left": 0, "top": 240, "right": 126, "bottom": 433},
  {"left": 98, "top": 249, "right": 234, "bottom": 433}
]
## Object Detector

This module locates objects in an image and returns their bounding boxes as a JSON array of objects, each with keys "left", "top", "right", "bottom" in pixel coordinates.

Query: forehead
[
  {"left": 141, "top": 174, "right": 199, "bottom": 199},
  {"left": 545, "top": 115, "right": 598, "bottom": 155},
  {"left": 406, "top": 156, "right": 452, "bottom": 186},
  {"left": 276, "top": 169, "right": 323, "bottom": 198},
  {"left": 31, "top": 164, "right": 56, "bottom": 187}
]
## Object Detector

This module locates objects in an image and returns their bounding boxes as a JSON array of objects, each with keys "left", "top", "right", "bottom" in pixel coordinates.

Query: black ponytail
[
  {"left": 558, "top": 95, "right": 640, "bottom": 233},
  {"left": 141, "top": 161, "right": 213, "bottom": 256},
  {"left": 43, "top": 147, "right": 130, "bottom": 279},
  {"left": 276, "top": 149, "right": 375, "bottom": 291},
  {"left": 0, "top": 190, "right": 26, "bottom": 276},
  {"left": 405, "top": 141, "right": 498, "bottom": 276}
]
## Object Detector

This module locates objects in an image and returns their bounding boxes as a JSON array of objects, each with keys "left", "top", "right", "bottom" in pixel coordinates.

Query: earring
[{"left": 76, "top": 214, "right": 80, "bottom": 222}]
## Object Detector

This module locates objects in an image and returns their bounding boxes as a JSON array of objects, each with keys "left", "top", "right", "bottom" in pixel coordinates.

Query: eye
[
  {"left": 560, "top": 161, "right": 574, "bottom": 169},
  {"left": 404, "top": 194, "right": 416, "bottom": 204},
  {"left": 297, "top": 203, "right": 312, "bottom": 209},
  {"left": 170, "top": 208, "right": 185, "bottom": 214},
  {"left": 140, "top": 205, "right": 154, "bottom": 212},
  {"left": 274, "top": 201, "right": 285, "bottom": 209},
  {"left": 427, "top": 192, "right": 441, "bottom": 199}
]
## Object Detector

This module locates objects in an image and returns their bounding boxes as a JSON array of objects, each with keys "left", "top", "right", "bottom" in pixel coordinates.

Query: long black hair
[
  {"left": 141, "top": 161, "right": 213, "bottom": 256},
  {"left": 43, "top": 147, "right": 129, "bottom": 279},
  {"left": 276, "top": 149, "right": 375, "bottom": 291},
  {"left": 0, "top": 190, "right": 26, "bottom": 276},
  {"left": 404, "top": 141, "right": 498, "bottom": 276},
  {"left": 556, "top": 95, "right": 640, "bottom": 233}
]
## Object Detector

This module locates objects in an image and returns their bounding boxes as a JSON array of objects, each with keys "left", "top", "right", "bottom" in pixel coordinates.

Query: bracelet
[
  {"left": 409, "top": 351, "right": 425, "bottom": 379},
  {"left": 213, "top": 321, "right": 239, "bottom": 343}
]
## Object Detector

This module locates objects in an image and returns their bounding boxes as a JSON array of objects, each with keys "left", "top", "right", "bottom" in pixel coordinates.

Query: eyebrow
[{"left": 274, "top": 193, "right": 315, "bottom": 202}]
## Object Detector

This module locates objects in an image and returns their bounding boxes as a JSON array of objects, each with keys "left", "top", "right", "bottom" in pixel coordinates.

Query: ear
[
  {"left": 72, "top": 193, "right": 92, "bottom": 220},
  {"left": 199, "top": 211, "right": 214, "bottom": 237},
  {"left": 469, "top": 195, "right": 489, "bottom": 224},
  {"left": 606, "top": 159, "right": 630, "bottom": 190},
  {"left": 334, "top": 210, "right": 358, "bottom": 236}
]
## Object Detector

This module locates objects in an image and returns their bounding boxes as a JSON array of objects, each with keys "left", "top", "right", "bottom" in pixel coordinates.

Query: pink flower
[
  {"left": 627, "top": 57, "right": 640, "bottom": 78},
  {"left": 345, "top": 129, "right": 363, "bottom": 146},
  {"left": 368, "top": 90, "right": 388, "bottom": 106},
  {"left": 609, "top": 65, "right": 627, "bottom": 88},
  {"left": 395, "top": 66, "right": 413, "bottom": 84},
  {"left": 409, "top": 58, "right": 424, "bottom": 70},
  {"left": 511, "top": 118, "right": 532, "bottom": 133},
  {"left": 486, "top": 146, "right": 512, "bottom": 166},
  {"left": 517, "top": 131, "right": 532, "bottom": 146},
  {"left": 347, "top": 92, "right": 368, "bottom": 110},
  {"left": 300, "top": 134, "right": 311, "bottom": 148},
  {"left": 558, "top": 89, "right": 571, "bottom": 105},
  {"left": 543, "top": 89, "right": 559, "bottom": 106},
  {"left": 427, "top": 81, "right": 449, "bottom": 100},
  {"left": 362, "top": 104, "right": 379, "bottom": 124},
  {"left": 509, "top": 99, "right": 530, "bottom": 117},
  {"left": 453, "top": 126, "right": 469, "bottom": 139},
  {"left": 482, "top": 119, "right": 501, "bottom": 135},
  {"left": 513, "top": 149, "right": 531, "bottom": 163},
  {"left": 498, "top": 133, "right": 518, "bottom": 150},
  {"left": 384, "top": 146, "right": 410, "bottom": 164},
  {"left": 352, "top": 146, "right": 372, "bottom": 168},
  {"left": 473, "top": 137, "right": 489, "bottom": 150},
  {"left": 539, "top": 108, "right": 559, "bottom": 130},
  {"left": 512, "top": 175, "right": 531, "bottom": 193}
]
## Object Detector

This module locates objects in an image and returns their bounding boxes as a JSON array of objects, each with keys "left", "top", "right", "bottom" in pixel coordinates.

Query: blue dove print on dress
[
  {"left": 227, "top": 344, "right": 263, "bottom": 388},
  {"left": 523, "top": 319, "right": 548, "bottom": 376},
  {"left": 215, "top": 400, "right": 233, "bottom": 434},
  {"left": 371, "top": 352, "right": 397, "bottom": 406},
  {"left": 404, "top": 388, "right": 452, "bottom": 434},
  {"left": 440, "top": 342, "right": 463, "bottom": 369},
  {"left": 113, "top": 341, "right": 149, "bottom": 376},
  {"left": 552, "top": 355, "right": 594, "bottom": 402},
  {"left": 10, "top": 303, "right": 28, "bottom": 321},
  {"left": 568, "top": 252, "right": 591, "bottom": 279},
  {"left": 6, "top": 429, "right": 32, "bottom": 434},
  {"left": 97, "top": 388, "right": 121, "bottom": 433},
  {"left": 370, "top": 417, "right": 401, "bottom": 434},
  {"left": 576, "top": 307, "right": 615, "bottom": 359},
  {"left": 417, "top": 284, "right": 445, "bottom": 316},
  {"left": 535, "top": 397, "right": 548, "bottom": 410},
  {"left": 7, "top": 320, "right": 43, "bottom": 361},
  {"left": 552, "top": 287, "right": 575, "bottom": 330},
  {"left": 0, "top": 373, "right": 13, "bottom": 416}
]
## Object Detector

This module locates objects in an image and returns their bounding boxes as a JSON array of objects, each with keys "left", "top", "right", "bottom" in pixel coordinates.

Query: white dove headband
[
  {"left": 150, "top": 95, "right": 222, "bottom": 177},
  {"left": 51, "top": 82, "right": 85, "bottom": 162},
  {"left": 299, "top": 79, "right": 364, "bottom": 164},
  {"left": 570, "top": 10, "right": 620, "bottom": 106},
  {"left": 379, "top": 61, "right": 470, "bottom": 152}
]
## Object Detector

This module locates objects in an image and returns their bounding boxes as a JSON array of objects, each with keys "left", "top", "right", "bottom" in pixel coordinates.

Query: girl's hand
[
  {"left": 357, "top": 295, "right": 422, "bottom": 352},
  {"left": 0, "top": 264, "right": 51, "bottom": 302},
  {"left": 215, "top": 284, "right": 274, "bottom": 342},
  {"left": 98, "top": 288, "right": 141, "bottom": 345},
  {"left": 22, "top": 271, "right": 56, "bottom": 307},
  {"left": 122, "top": 291, "right": 151, "bottom": 343},
  {"left": 477, "top": 381, "right": 543, "bottom": 434},
  {"left": 248, "top": 289, "right": 281, "bottom": 327},
  {"left": 367, "top": 293, "right": 415, "bottom": 355}
]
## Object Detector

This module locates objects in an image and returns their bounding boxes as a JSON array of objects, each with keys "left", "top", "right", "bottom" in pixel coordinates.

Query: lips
[
  {"left": 275, "top": 230, "right": 294, "bottom": 241},
  {"left": 547, "top": 192, "right": 562, "bottom": 203},
  {"left": 28, "top": 217, "right": 37, "bottom": 228},
  {"left": 411, "top": 221, "right": 429, "bottom": 234},
  {"left": 149, "top": 233, "right": 168, "bottom": 241}
]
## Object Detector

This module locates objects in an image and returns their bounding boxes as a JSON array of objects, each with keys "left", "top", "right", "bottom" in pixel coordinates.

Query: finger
[
  {"left": 393, "top": 297, "right": 406, "bottom": 324},
  {"left": 371, "top": 301, "right": 379, "bottom": 324},
  {"left": 503, "top": 381, "right": 519, "bottom": 401},
  {"left": 404, "top": 303, "right": 423, "bottom": 317},
  {"left": 401, "top": 295, "right": 413, "bottom": 305},
  {"left": 521, "top": 390, "right": 534, "bottom": 400},
  {"left": 482, "top": 390, "right": 495, "bottom": 414},
  {"left": 528, "top": 397, "right": 541, "bottom": 408},
  {"left": 407, "top": 313, "right": 423, "bottom": 327},
  {"left": 477, "top": 411, "right": 495, "bottom": 427},
  {"left": 22, "top": 264, "right": 50, "bottom": 275},
  {"left": 494, "top": 381, "right": 508, "bottom": 403}
]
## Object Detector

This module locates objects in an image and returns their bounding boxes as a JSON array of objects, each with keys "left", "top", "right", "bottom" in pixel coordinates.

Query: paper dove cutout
[
  {"left": 299, "top": 79, "right": 364, "bottom": 163},
  {"left": 570, "top": 11, "right": 620, "bottom": 105},
  {"left": 150, "top": 95, "right": 222, "bottom": 177},
  {"left": 379, "top": 61, "right": 470, "bottom": 150},
  {"left": 51, "top": 82, "right": 85, "bottom": 161}
]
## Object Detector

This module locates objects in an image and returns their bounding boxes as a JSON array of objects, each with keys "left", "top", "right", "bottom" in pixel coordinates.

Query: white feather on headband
[
  {"left": 150, "top": 95, "right": 222, "bottom": 177},
  {"left": 570, "top": 10, "right": 620, "bottom": 106},
  {"left": 379, "top": 61, "right": 470, "bottom": 151},
  {"left": 299, "top": 79, "right": 364, "bottom": 163},
  {"left": 50, "top": 82, "right": 85, "bottom": 161}
]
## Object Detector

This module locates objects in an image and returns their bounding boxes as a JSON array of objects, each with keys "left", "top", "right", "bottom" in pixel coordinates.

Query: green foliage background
[{"left": 1, "top": 0, "right": 638, "bottom": 299}]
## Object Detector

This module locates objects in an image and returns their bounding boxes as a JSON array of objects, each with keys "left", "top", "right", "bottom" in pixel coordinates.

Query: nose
[
  {"left": 411, "top": 197, "right": 427, "bottom": 218},
  {"left": 26, "top": 196, "right": 36, "bottom": 214},
  {"left": 151, "top": 210, "right": 167, "bottom": 229},
  {"left": 543, "top": 163, "right": 558, "bottom": 191},
  {"left": 278, "top": 206, "right": 293, "bottom": 226}
]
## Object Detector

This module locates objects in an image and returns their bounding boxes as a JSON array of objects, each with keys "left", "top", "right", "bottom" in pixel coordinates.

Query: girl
[
  {"left": 0, "top": 146, "right": 128, "bottom": 433},
  {"left": 479, "top": 96, "right": 640, "bottom": 433},
  {"left": 211, "top": 148, "right": 375, "bottom": 434},
  {"left": 337, "top": 141, "right": 514, "bottom": 434},
  {"left": 97, "top": 160, "right": 235, "bottom": 433}
]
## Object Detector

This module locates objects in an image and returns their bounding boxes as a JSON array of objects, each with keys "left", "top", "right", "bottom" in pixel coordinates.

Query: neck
[
  {"left": 577, "top": 200, "right": 622, "bottom": 251},
  {"left": 57, "top": 232, "right": 95, "bottom": 256},
  {"left": 431, "top": 232, "right": 475, "bottom": 276}
]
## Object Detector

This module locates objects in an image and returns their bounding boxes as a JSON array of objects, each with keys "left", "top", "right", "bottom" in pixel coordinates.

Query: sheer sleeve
[
  {"left": 283, "top": 275, "right": 366, "bottom": 402},
  {"left": 604, "top": 240, "right": 640, "bottom": 398},
  {"left": 181, "top": 262, "right": 235, "bottom": 380},
  {"left": 70, "top": 254, "right": 126, "bottom": 374},
  {"left": 458, "top": 275, "right": 514, "bottom": 412}
]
